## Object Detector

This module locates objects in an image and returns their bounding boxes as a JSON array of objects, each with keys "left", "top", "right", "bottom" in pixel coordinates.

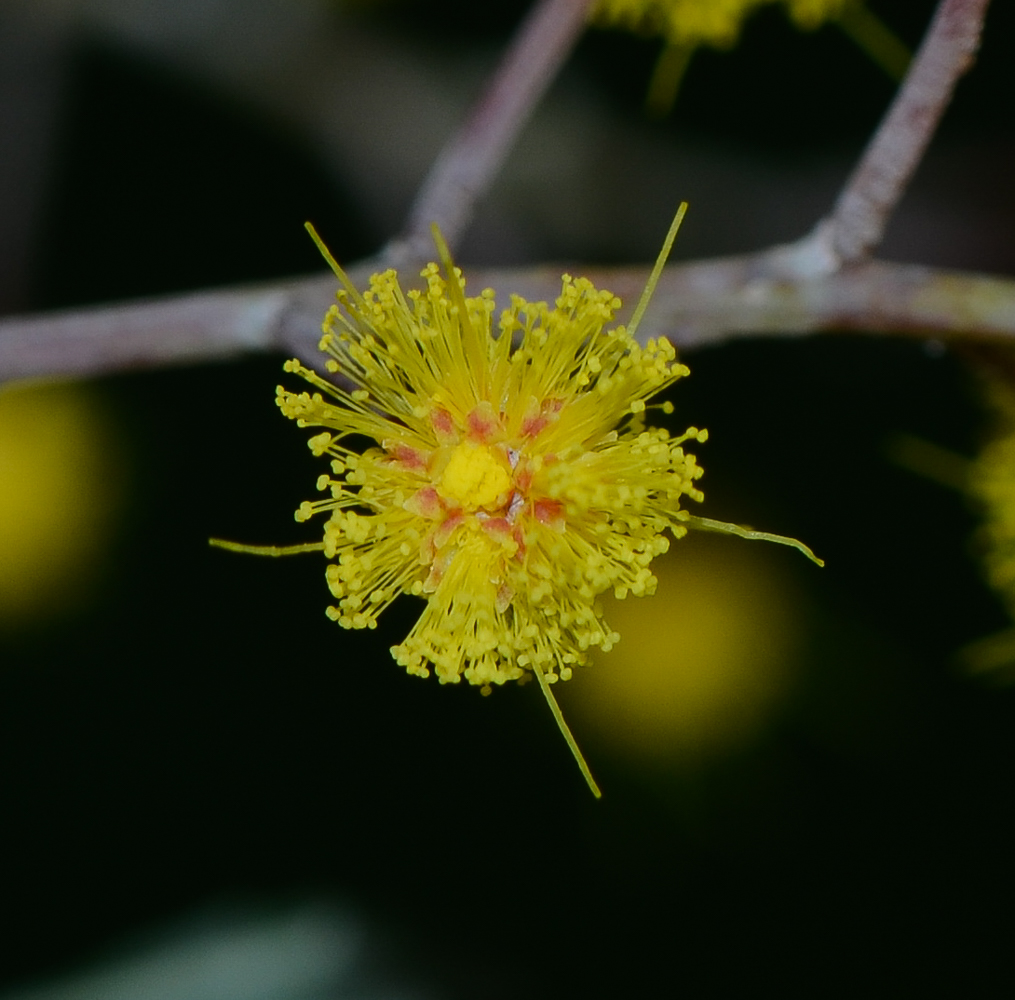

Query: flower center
[{"left": 438, "top": 440, "right": 511, "bottom": 511}]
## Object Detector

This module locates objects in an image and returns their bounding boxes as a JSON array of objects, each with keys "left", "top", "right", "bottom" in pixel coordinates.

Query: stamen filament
[
  {"left": 627, "top": 201, "right": 687, "bottom": 341},
  {"left": 680, "top": 514, "right": 824, "bottom": 567},
  {"left": 209, "top": 538, "right": 325, "bottom": 557},
  {"left": 533, "top": 661, "right": 602, "bottom": 799}
]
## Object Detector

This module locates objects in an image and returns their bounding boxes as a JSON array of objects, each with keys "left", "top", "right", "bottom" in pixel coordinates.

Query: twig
[
  {"left": 824, "top": 0, "right": 990, "bottom": 265},
  {"left": 466, "top": 257, "right": 1015, "bottom": 349},
  {"left": 6, "top": 253, "right": 1015, "bottom": 384},
  {"left": 0, "top": 0, "right": 1004, "bottom": 385},
  {"left": 387, "top": 0, "right": 593, "bottom": 267},
  {"left": 0, "top": 268, "right": 356, "bottom": 384}
]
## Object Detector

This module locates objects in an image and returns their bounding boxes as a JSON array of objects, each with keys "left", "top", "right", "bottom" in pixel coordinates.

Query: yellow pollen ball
[{"left": 438, "top": 440, "right": 511, "bottom": 510}]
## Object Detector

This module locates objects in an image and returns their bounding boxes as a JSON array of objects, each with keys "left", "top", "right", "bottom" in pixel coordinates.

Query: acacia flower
[
  {"left": 591, "top": 0, "right": 905, "bottom": 116},
  {"left": 591, "top": 0, "right": 850, "bottom": 48},
  {"left": 970, "top": 384, "right": 1015, "bottom": 613},
  {"left": 212, "top": 208, "right": 821, "bottom": 796},
  {"left": 592, "top": 0, "right": 774, "bottom": 51},
  {"left": 963, "top": 376, "right": 1015, "bottom": 674}
]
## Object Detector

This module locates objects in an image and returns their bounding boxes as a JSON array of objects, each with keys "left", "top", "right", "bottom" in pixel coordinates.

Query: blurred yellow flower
[
  {"left": 969, "top": 384, "right": 1015, "bottom": 615},
  {"left": 592, "top": 0, "right": 906, "bottom": 115},
  {"left": 891, "top": 384, "right": 1015, "bottom": 678},
  {"left": 591, "top": 0, "right": 847, "bottom": 50},
  {"left": 0, "top": 381, "right": 122, "bottom": 629},
  {"left": 567, "top": 538, "right": 802, "bottom": 764},
  {"left": 783, "top": 0, "right": 849, "bottom": 30},
  {"left": 214, "top": 212, "right": 820, "bottom": 795},
  {"left": 964, "top": 377, "right": 1015, "bottom": 674}
]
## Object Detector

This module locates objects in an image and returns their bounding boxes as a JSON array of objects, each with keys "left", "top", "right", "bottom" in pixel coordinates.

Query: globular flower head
[
  {"left": 277, "top": 230, "right": 706, "bottom": 706},
  {"left": 214, "top": 214, "right": 821, "bottom": 796}
]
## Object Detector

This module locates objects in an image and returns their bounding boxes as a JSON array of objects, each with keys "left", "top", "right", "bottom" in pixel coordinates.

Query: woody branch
[{"left": 0, "top": 0, "right": 1001, "bottom": 385}]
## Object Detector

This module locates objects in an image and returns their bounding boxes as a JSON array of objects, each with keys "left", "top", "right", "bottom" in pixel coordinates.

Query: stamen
[
  {"left": 209, "top": 538, "right": 325, "bottom": 557},
  {"left": 533, "top": 660, "right": 602, "bottom": 799},
  {"left": 679, "top": 514, "right": 824, "bottom": 567},
  {"left": 305, "top": 222, "right": 366, "bottom": 305},
  {"left": 627, "top": 201, "right": 688, "bottom": 341}
]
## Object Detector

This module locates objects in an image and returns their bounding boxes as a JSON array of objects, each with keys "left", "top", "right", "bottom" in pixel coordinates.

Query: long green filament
[
  {"left": 431, "top": 223, "right": 474, "bottom": 329},
  {"left": 533, "top": 661, "right": 602, "bottom": 799},
  {"left": 627, "top": 201, "right": 688, "bottom": 342},
  {"left": 209, "top": 538, "right": 325, "bottom": 557},
  {"left": 431, "top": 222, "right": 477, "bottom": 338},
  {"left": 681, "top": 514, "right": 825, "bottom": 567},
  {"left": 836, "top": 2, "right": 911, "bottom": 82},
  {"left": 430, "top": 223, "right": 454, "bottom": 277},
  {"left": 305, "top": 221, "right": 366, "bottom": 305},
  {"left": 645, "top": 43, "right": 694, "bottom": 119},
  {"left": 886, "top": 433, "right": 971, "bottom": 492}
]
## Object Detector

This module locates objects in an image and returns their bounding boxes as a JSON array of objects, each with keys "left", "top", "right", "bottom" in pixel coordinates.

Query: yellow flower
[
  {"left": 0, "top": 381, "right": 124, "bottom": 630},
  {"left": 893, "top": 379, "right": 1015, "bottom": 678},
  {"left": 590, "top": 0, "right": 846, "bottom": 51},
  {"left": 970, "top": 385, "right": 1015, "bottom": 617},
  {"left": 962, "top": 377, "right": 1015, "bottom": 674},
  {"left": 288, "top": 273, "right": 701, "bottom": 678},
  {"left": 782, "top": 0, "right": 849, "bottom": 31},
  {"left": 213, "top": 209, "right": 820, "bottom": 796},
  {"left": 591, "top": 0, "right": 906, "bottom": 117}
]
